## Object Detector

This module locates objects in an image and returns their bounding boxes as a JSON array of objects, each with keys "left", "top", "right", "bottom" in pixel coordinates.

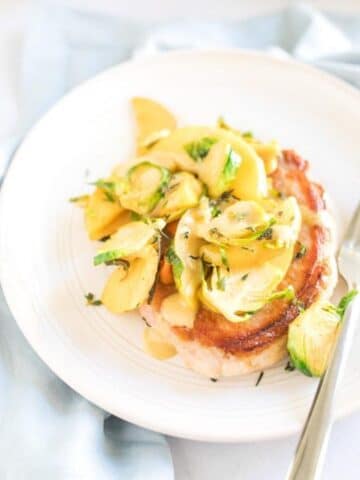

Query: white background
[{"left": 1, "top": 1, "right": 360, "bottom": 479}]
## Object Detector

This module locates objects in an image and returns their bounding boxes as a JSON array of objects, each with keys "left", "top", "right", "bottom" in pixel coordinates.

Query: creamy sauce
[
  {"left": 143, "top": 326, "right": 177, "bottom": 360},
  {"left": 160, "top": 293, "right": 197, "bottom": 328}
]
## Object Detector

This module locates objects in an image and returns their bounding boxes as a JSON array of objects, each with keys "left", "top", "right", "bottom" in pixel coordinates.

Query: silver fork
[{"left": 286, "top": 203, "right": 360, "bottom": 480}]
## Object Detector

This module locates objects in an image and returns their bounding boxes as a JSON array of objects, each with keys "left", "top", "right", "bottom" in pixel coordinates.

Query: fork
[{"left": 286, "top": 203, "right": 360, "bottom": 480}]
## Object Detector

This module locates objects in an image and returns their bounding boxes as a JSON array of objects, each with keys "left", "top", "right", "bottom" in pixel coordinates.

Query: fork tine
[{"left": 342, "top": 202, "right": 360, "bottom": 246}]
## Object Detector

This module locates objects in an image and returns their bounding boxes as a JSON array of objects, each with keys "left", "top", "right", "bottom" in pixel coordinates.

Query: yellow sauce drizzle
[{"left": 143, "top": 326, "right": 177, "bottom": 360}]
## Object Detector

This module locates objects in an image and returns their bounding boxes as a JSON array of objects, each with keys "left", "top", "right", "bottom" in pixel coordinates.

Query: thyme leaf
[
  {"left": 255, "top": 371, "right": 264, "bottom": 386},
  {"left": 294, "top": 243, "right": 307, "bottom": 260},
  {"left": 85, "top": 292, "right": 102, "bottom": 306},
  {"left": 285, "top": 361, "right": 295, "bottom": 372}
]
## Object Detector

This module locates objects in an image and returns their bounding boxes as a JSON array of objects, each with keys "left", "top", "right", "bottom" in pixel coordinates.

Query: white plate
[{"left": 1, "top": 50, "right": 360, "bottom": 442}]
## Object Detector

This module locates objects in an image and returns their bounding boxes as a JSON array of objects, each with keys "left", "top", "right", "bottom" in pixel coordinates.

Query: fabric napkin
[{"left": 1, "top": 2, "right": 360, "bottom": 479}]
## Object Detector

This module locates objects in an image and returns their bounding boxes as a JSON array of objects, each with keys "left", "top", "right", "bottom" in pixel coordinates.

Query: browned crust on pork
[{"left": 149, "top": 150, "right": 335, "bottom": 359}]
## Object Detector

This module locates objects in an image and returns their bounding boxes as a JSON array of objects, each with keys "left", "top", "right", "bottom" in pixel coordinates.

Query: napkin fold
[{"left": 1, "top": 2, "right": 360, "bottom": 479}]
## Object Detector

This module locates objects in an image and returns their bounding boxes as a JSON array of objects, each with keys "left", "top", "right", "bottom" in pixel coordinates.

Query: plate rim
[{"left": 1, "top": 48, "right": 360, "bottom": 443}]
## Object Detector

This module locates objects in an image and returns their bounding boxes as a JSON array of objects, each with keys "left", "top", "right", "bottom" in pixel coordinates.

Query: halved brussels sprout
[
  {"left": 196, "top": 198, "right": 274, "bottom": 247},
  {"left": 119, "top": 162, "right": 171, "bottom": 215},
  {"left": 166, "top": 209, "right": 204, "bottom": 308},
  {"left": 101, "top": 245, "right": 159, "bottom": 313},
  {"left": 199, "top": 261, "right": 285, "bottom": 322},
  {"left": 94, "top": 219, "right": 165, "bottom": 266},
  {"left": 152, "top": 171, "right": 203, "bottom": 221},
  {"left": 288, "top": 291, "right": 358, "bottom": 377}
]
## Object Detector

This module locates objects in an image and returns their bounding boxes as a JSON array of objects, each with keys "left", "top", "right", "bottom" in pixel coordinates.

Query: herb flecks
[
  {"left": 294, "top": 243, "right": 307, "bottom": 260},
  {"left": 210, "top": 204, "right": 222, "bottom": 218},
  {"left": 217, "top": 116, "right": 230, "bottom": 130},
  {"left": 105, "top": 259, "right": 130, "bottom": 269},
  {"left": 200, "top": 256, "right": 214, "bottom": 290},
  {"left": 267, "top": 285, "right": 295, "bottom": 302},
  {"left": 183, "top": 231, "right": 190, "bottom": 239},
  {"left": 285, "top": 361, "right": 295, "bottom": 372},
  {"left": 218, "top": 190, "right": 236, "bottom": 203},
  {"left": 167, "top": 182, "right": 180, "bottom": 193},
  {"left": 130, "top": 211, "right": 142, "bottom": 221},
  {"left": 220, "top": 247, "right": 230, "bottom": 272},
  {"left": 210, "top": 377, "right": 218, "bottom": 383},
  {"left": 184, "top": 137, "right": 217, "bottom": 162},
  {"left": 99, "top": 235, "right": 111, "bottom": 242},
  {"left": 166, "top": 246, "right": 184, "bottom": 279},
  {"left": 257, "top": 227, "right": 273, "bottom": 241},
  {"left": 209, "top": 227, "right": 224, "bottom": 240},
  {"left": 241, "top": 273, "right": 249, "bottom": 281},
  {"left": 270, "top": 189, "right": 285, "bottom": 199},
  {"left": 241, "top": 246, "right": 255, "bottom": 252},
  {"left": 255, "top": 371, "right": 264, "bottom": 386},
  {"left": 242, "top": 131, "right": 254, "bottom": 139},
  {"left": 141, "top": 316, "right": 151, "bottom": 328},
  {"left": 85, "top": 292, "right": 102, "bottom": 306},
  {"left": 69, "top": 195, "right": 89, "bottom": 207},
  {"left": 293, "top": 298, "right": 306, "bottom": 313},
  {"left": 209, "top": 190, "right": 235, "bottom": 218},
  {"left": 92, "top": 179, "right": 116, "bottom": 202}
]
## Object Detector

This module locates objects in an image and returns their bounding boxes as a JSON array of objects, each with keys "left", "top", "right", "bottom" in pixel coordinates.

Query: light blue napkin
[{"left": 1, "top": 2, "right": 360, "bottom": 478}]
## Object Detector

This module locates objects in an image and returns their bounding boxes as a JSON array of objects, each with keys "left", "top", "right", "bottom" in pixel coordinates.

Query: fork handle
[{"left": 286, "top": 296, "right": 360, "bottom": 480}]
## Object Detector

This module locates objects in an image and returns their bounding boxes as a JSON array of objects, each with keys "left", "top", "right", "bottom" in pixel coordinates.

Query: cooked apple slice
[
  {"left": 288, "top": 291, "right": 357, "bottom": 376},
  {"left": 153, "top": 126, "right": 267, "bottom": 200},
  {"left": 132, "top": 97, "right": 177, "bottom": 155},
  {"left": 217, "top": 118, "right": 280, "bottom": 174},
  {"left": 94, "top": 219, "right": 164, "bottom": 266},
  {"left": 85, "top": 187, "right": 127, "bottom": 241},
  {"left": 200, "top": 242, "right": 287, "bottom": 271},
  {"left": 101, "top": 245, "right": 159, "bottom": 313}
]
